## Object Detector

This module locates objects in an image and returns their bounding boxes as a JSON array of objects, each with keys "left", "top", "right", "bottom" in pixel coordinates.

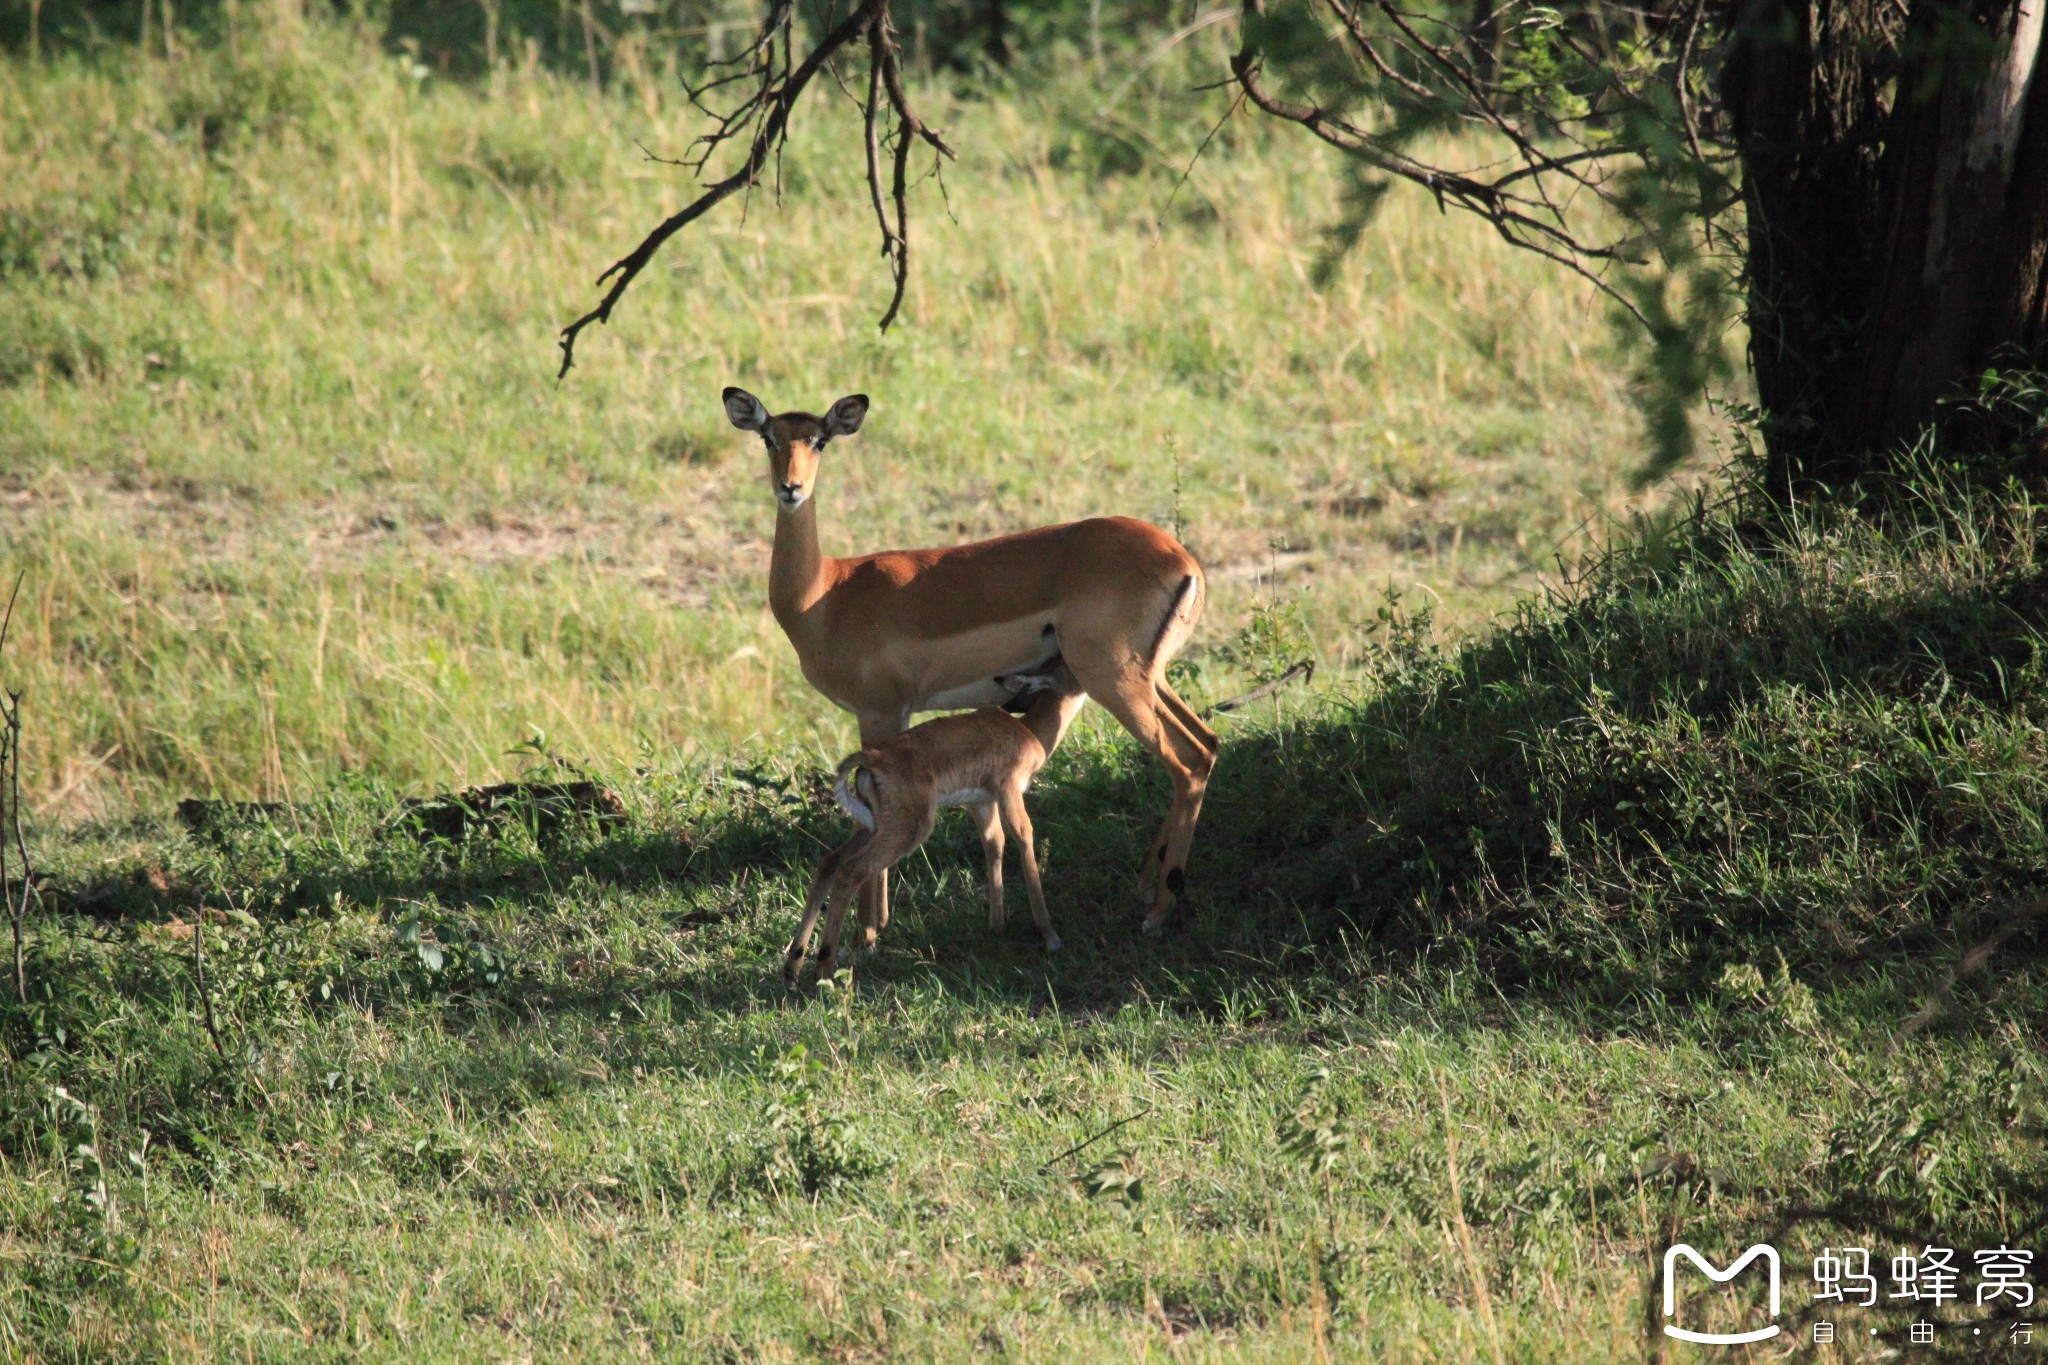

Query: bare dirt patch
[{"left": 1, "top": 475, "right": 755, "bottom": 609}]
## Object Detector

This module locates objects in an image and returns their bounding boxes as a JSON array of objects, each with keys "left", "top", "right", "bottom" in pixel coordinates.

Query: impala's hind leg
[
  {"left": 1133, "top": 687, "right": 1217, "bottom": 904},
  {"left": 1070, "top": 652, "right": 1217, "bottom": 932},
  {"left": 1135, "top": 677, "right": 1217, "bottom": 921},
  {"left": 972, "top": 801, "right": 1007, "bottom": 932}
]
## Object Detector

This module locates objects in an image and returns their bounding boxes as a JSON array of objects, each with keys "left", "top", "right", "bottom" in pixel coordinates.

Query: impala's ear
[
  {"left": 722, "top": 386, "right": 769, "bottom": 432},
  {"left": 823, "top": 393, "right": 869, "bottom": 438}
]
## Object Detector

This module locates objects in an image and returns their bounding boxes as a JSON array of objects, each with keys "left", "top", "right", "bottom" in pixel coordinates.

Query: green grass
[
  {"left": 0, "top": 18, "right": 1690, "bottom": 812},
  {"left": 6, "top": 470, "right": 2046, "bottom": 1359}
]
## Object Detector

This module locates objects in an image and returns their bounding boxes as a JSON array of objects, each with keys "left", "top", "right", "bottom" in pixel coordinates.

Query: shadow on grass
[{"left": 28, "top": 494, "right": 2048, "bottom": 1025}]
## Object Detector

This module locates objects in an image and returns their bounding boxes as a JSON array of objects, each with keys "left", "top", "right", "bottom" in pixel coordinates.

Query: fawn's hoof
[{"left": 1043, "top": 932, "right": 1063, "bottom": 953}]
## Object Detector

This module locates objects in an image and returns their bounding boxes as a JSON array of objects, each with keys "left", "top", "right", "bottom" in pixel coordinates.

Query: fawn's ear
[
  {"left": 723, "top": 387, "right": 769, "bottom": 432},
  {"left": 823, "top": 393, "right": 869, "bottom": 438}
]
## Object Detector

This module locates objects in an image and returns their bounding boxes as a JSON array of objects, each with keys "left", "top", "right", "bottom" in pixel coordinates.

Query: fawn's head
[
  {"left": 999, "top": 659, "right": 1089, "bottom": 750},
  {"left": 722, "top": 387, "right": 869, "bottom": 513}
]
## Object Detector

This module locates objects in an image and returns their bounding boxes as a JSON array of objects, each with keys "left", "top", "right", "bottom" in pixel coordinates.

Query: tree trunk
[
  {"left": 985, "top": 0, "right": 1009, "bottom": 65},
  {"left": 1469, "top": 0, "right": 1498, "bottom": 82},
  {"left": 1726, "top": 0, "right": 2048, "bottom": 499}
]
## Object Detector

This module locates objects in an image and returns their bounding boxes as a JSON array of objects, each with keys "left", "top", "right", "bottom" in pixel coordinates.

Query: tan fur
[
  {"left": 724, "top": 388, "right": 1220, "bottom": 938},
  {"left": 783, "top": 675, "right": 1089, "bottom": 987}
]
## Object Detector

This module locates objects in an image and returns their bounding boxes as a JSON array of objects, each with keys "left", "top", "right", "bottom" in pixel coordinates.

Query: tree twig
[
  {"left": 1227, "top": 0, "right": 1733, "bottom": 333},
  {"left": 0, "top": 571, "right": 26, "bottom": 1006},
  {"left": 558, "top": 0, "right": 955, "bottom": 376},
  {"left": 1038, "top": 1107, "right": 1153, "bottom": 1173},
  {"left": 557, "top": 0, "right": 884, "bottom": 378},
  {"left": 193, "top": 909, "right": 229, "bottom": 1063},
  {"left": 1205, "top": 659, "right": 1315, "bottom": 716}
]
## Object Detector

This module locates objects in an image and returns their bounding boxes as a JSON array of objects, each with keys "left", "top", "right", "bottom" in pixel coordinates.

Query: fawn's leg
[
  {"left": 784, "top": 834, "right": 869, "bottom": 989},
  {"left": 998, "top": 783, "right": 1060, "bottom": 953},
  {"left": 853, "top": 713, "right": 905, "bottom": 948},
  {"left": 971, "top": 800, "right": 1007, "bottom": 932},
  {"left": 818, "top": 808, "right": 932, "bottom": 981}
]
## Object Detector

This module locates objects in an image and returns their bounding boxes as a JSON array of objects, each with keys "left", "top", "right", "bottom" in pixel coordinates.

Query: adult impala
[{"left": 722, "top": 386, "right": 1218, "bottom": 940}]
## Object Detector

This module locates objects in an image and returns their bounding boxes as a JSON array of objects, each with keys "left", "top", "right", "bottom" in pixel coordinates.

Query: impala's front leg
[{"left": 853, "top": 711, "right": 906, "bottom": 950}]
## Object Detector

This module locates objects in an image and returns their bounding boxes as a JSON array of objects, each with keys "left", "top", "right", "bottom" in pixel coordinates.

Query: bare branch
[
  {"left": 194, "top": 907, "right": 228, "bottom": 1063},
  {"left": 560, "top": 0, "right": 960, "bottom": 373},
  {"left": 557, "top": 0, "right": 884, "bottom": 378},
  {"left": 1160, "top": 85, "right": 1249, "bottom": 227},
  {"left": 882, "top": 73, "right": 915, "bottom": 330},
  {"left": 0, "top": 571, "right": 26, "bottom": 1006}
]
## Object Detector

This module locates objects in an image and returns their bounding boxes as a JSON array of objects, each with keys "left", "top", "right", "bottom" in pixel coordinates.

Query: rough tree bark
[{"left": 1726, "top": 0, "right": 2048, "bottom": 497}]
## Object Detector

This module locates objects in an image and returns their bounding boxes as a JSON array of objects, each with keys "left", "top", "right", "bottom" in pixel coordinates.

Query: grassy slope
[
  {"left": 6, "top": 478, "right": 2047, "bottom": 1360},
  {"left": 0, "top": 22, "right": 1680, "bottom": 810},
  {"left": 6, "top": 23, "right": 2045, "bottom": 1365}
]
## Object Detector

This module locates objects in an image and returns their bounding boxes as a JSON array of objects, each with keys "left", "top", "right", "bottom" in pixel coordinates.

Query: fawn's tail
[{"left": 832, "top": 756, "right": 877, "bottom": 832}]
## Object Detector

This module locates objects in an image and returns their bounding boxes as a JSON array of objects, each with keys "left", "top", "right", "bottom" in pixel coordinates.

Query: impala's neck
[{"left": 769, "top": 497, "right": 830, "bottom": 626}]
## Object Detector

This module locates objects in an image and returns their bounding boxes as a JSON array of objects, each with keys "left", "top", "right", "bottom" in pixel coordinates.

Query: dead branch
[
  {"left": 0, "top": 571, "right": 27, "bottom": 1006},
  {"left": 559, "top": 0, "right": 954, "bottom": 377},
  {"left": 393, "top": 780, "right": 627, "bottom": 844},
  {"left": 1205, "top": 659, "right": 1315, "bottom": 716},
  {"left": 193, "top": 908, "right": 229, "bottom": 1063},
  {"left": 558, "top": 0, "right": 881, "bottom": 378}
]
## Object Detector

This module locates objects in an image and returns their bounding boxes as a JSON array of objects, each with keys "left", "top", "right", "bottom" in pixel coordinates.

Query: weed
[
  {"left": 1076, "top": 1150, "right": 1144, "bottom": 1210},
  {"left": 727, "top": 1043, "right": 889, "bottom": 1201},
  {"left": 392, "top": 906, "right": 513, "bottom": 994}
]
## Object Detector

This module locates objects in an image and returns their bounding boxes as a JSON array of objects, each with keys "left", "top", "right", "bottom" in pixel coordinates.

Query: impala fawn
[{"left": 783, "top": 663, "right": 1088, "bottom": 988}]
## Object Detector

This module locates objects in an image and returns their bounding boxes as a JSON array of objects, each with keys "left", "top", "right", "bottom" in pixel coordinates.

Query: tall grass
[{"left": 0, "top": 18, "right": 1692, "bottom": 809}]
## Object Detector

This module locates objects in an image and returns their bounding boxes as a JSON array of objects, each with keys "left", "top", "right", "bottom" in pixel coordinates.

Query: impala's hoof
[
  {"left": 1043, "top": 932, "right": 1063, "bottom": 953},
  {"left": 1140, "top": 917, "right": 1164, "bottom": 938}
]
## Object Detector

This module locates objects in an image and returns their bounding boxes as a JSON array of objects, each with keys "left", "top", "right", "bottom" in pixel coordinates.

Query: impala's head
[{"left": 721, "top": 387, "right": 869, "bottom": 513}]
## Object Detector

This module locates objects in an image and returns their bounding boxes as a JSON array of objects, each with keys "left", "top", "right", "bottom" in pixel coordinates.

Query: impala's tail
[
  {"left": 1147, "top": 572, "right": 1205, "bottom": 669},
  {"left": 832, "top": 757, "right": 878, "bottom": 831}
]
